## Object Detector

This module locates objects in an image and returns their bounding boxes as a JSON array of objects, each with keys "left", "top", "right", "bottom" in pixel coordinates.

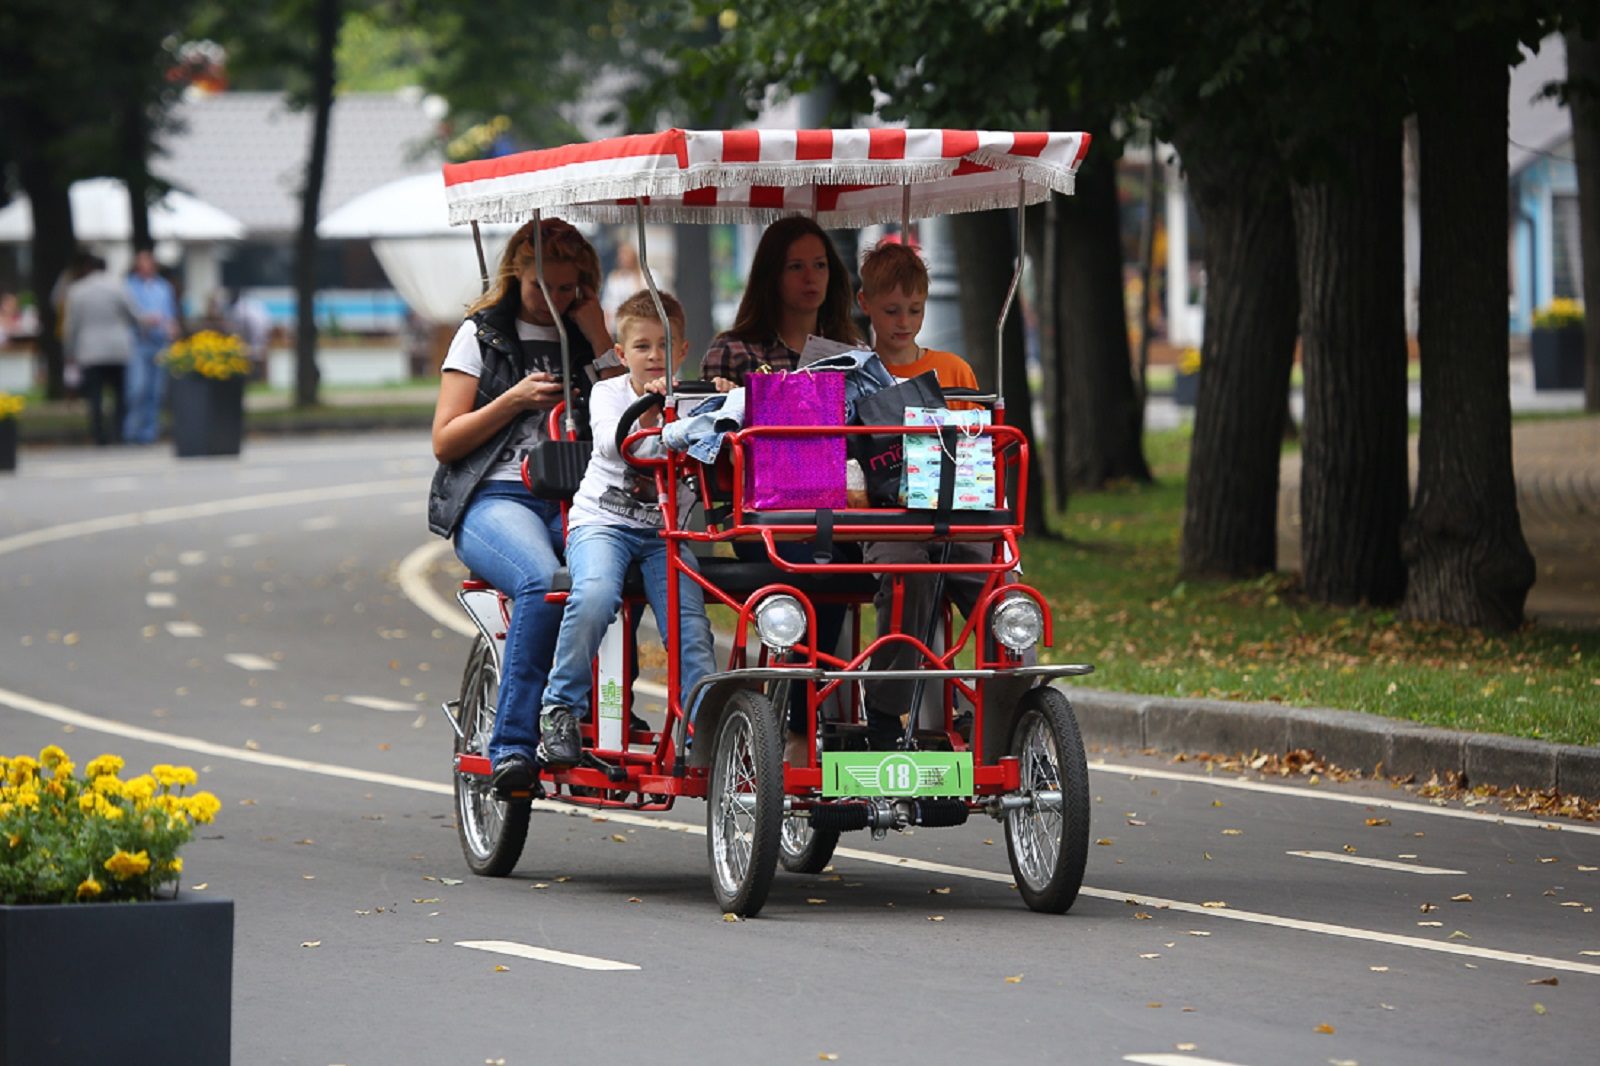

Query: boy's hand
[{"left": 711, "top": 376, "right": 736, "bottom": 393}]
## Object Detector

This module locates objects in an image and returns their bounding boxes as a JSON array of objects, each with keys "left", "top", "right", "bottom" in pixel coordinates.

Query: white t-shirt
[
  {"left": 441, "top": 318, "right": 562, "bottom": 483},
  {"left": 567, "top": 374, "right": 673, "bottom": 531}
]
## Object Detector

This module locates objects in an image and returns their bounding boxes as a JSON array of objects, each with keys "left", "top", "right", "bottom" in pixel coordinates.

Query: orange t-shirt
[{"left": 881, "top": 347, "right": 980, "bottom": 408}]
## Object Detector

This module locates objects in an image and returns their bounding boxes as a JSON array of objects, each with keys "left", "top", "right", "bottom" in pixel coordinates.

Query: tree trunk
[
  {"left": 18, "top": 153, "right": 74, "bottom": 400},
  {"left": 1024, "top": 200, "right": 1064, "bottom": 514},
  {"left": 951, "top": 208, "right": 1049, "bottom": 538},
  {"left": 1293, "top": 125, "right": 1410, "bottom": 606},
  {"left": 1055, "top": 127, "right": 1151, "bottom": 488},
  {"left": 1400, "top": 36, "right": 1535, "bottom": 630},
  {"left": 1567, "top": 28, "right": 1600, "bottom": 414},
  {"left": 1177, "top": 132, "right": 1299, "bottom": 578},
  {"left": 294, "top": 0, "right": 339, "bottom": 409},
  {"left": 122, "top": 97, "right": 152, "bottom": 252}
]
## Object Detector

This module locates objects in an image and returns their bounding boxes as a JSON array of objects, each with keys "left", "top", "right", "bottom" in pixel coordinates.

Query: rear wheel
[
  {"left": 454, "top": 637, "right": 530, "bottom": 877},
  {"left": 779, "top": 814, "right": 840, "bottom": 874},
  {"left": 706, "top": 690, "right": 783, "bottom": 916},
  {"left": 1003, "top": 686, "right": 1090, "bottom": 913}
]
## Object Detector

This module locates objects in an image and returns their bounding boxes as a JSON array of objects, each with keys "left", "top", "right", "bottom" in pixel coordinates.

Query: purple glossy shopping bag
[{"left": 745, "top": 369, "right": 847, "bottom": 509}]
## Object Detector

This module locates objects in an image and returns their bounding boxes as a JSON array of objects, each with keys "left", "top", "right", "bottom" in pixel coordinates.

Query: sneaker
[
  {"left": 629, "top": 712, "right": 651, "bottom": 735},
  {"left": 490, "top": 754, "right": 538, "bottom": 797},
  {"left": 865, "top": 709, "right": 904, "bottom": 750},
  {"left": 536, "top": 706, "right": 582, "bottom": 770}
]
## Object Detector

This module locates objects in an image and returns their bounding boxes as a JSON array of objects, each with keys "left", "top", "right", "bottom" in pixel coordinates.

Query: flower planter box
[
  {"left": 0, "top": 896, "right": 233, "bottom": 1064},
  {"left": 1173, "top": 369, "right": 1199, "bottom": 407},
  {"left": 1530, "top": 325, "right": 1585, "bottom": 391},
  {"left": 0, "top": 419, "right": 15, "bottom": 473},
  {"left": 170, "top": 375, "right": 245, "bottom": 457}
]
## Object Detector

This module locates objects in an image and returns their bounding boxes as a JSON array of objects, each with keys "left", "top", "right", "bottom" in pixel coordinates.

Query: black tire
[
  {"left": 1003, "top": 686, "right": 1090, "bottom": 914},
  {"left": 705, "top": 690, "right": 783, "bottom": 916},
  {"left": 454, "top": 636, "right": 530, "bottom": 877},
  {"left": 779, "top": 815, "right": 841, "bottom": 874}
]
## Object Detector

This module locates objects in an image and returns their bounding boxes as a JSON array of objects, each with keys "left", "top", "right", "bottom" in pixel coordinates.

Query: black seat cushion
[{"left": 547, "top": 558, "right": 877, "bottom": 600}]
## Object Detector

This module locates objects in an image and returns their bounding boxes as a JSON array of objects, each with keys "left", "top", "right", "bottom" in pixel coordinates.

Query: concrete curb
[{"left": 1065, "top": 686, "right": 1600, "bottom": 798}]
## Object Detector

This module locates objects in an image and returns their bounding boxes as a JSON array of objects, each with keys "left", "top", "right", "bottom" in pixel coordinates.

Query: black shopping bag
[{"left": 849, "top": 371, "right": 945, "bottom": 506}]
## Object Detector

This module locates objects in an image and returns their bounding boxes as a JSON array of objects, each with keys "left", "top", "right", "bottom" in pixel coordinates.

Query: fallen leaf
[
  {"left": 1370, "top": 966, "right": 1389, "bottom": 972},
  {"left": 1578, "top": 866, "right": 1597, "bottom": 872},
  {"left": 1176, "top": 1044, "right": 1197, "bottom": 1052},
  {"left": 1095, "top": 838, "right": 1114, "bottom": 846},
  {"left": 982, "top": 838, "right": 994, "bottom": 845},
  {"left": 1343, "top": 844, "right": 1358, "bottom": 854},
  {"left": 1420, "top": 902, "right": 1438, "bottom": 912},
  {"left": 806, "top": 898, "right": 827, "bottom": 905},
  {"left": 301, "top": 940, "right": 321, "bottom": 948},
  {"left": 928, "top": 915, "right": 945, "bottom": 922},
  {"left": 1448, "top": 930, "right": 1471, "bottom": 940},
  {"left": 1451, "top": 893, "right": 1473, "bottom": 903},
  {"left": 1314, "top": 1024, "right": 1335, "bottom": 1035},
  {"left": 295, "top": 839, "right": 314, "bottom": 846},
  {"left": 721, "top": 912, "right": 742, "bottom": 923},
  {"left": 1380, "top": 1003, "right": 1395, "bottom": 1011},
  {"left": 1140, "top": 953, "right": 1162, "bottom": 959},
  {"left": 192, "top": 883, "right": 208, "bottom": 891},
  {"left": 1399, "top": 853, "right": 1418, "bottom": 859},
  {"left": 1560, "top": 901, "right": 1585, "bottom": 908},
  {"left": 1418, "top": 921, "right": 1444, "bottom": 927},
  {"left": 1365, "top": 817, "right": 1391, "bottom": 827},
  {"left": 931, "top": 886, "right": 952, "bottom": 895},
  {"left": 1134, "top": 912, "right": 1153, "bottom": 920},
  {"left": 1127, "top": 818, "right": 1147, "bottom": 826},
  {"left": 1528, "top": 976, "right": 1559, "bottom": 986},
  {"left": 1187, "top": 930, "right": 1211, "bottom": 937},
  {"left": 1221, "top": 828, "right": 1243, "bottom": 836},
  {"left": 494, "top": 965, "right": 510, "bottom": 972},
  {"left": 610, "top": 834, "right": 628, "bottom": 843},
  {"left": 1005, "top": 975, "right": 1024, "bottom": 984},
  {"left": 1534, "top": 1003, "right": 1547, "bottom": 1015},
  {"left": 1211, "top": 800, "right": 1224, "bottom": 807},
  {"left": 1146, "top": 1002, "right": 1162, "bottom": 1008},
  {"left": 555, "top": 876, "right": 570, "bottom": 883},
  {"left": 424, "top": 938, "right": 439, "bottom": 943},
  {"left": 1203, "top": 852, "right": 1212, "bottom": 860},
  {"left": 533, "top": 883, "right": 549, "bottom": 890},
  {"left": 441, "top": 878, "right": 464, "bottom": 885},
  {"left": 818, "top": 1055, "right": 838, "bottom": 1062},
  {"left": 626, "top": 897, "right": 642, "bottom": 904},
  {"left": 1201, "top": 901, "right": 1228, "bottom": 909},
  {"left": 1538, "top": 856, "right": 1559, "bottom": 863},
  {"left": 414, "top": 898, "right": 440, "bottom": 904}
]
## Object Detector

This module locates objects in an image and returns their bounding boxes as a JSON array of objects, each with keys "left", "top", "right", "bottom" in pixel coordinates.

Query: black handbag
[
  {"left": 848, "top": 370, "right": 945, "bottom": 506},
  {"left": 522, "top": 438, "right": 592, "bottom": 500}
]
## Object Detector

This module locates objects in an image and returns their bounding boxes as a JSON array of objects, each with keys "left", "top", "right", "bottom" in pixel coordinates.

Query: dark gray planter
[
  {"left": 170, "top": 375, "right": 245, "bottom": 457},
  {"left": 1530, "top": 325, "right": 1585, "bottom": 391},
  {"left": 0, "top": 418, "right": 15, "bottom": 473},
  {"left": 0, "top": 896, "right": 233, "bottom": 1064},
  {"left": 1173, "top": 369, "right": 1199, "bottom": 407}
]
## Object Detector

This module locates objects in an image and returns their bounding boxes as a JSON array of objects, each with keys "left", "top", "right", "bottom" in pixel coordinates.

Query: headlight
[
  {"left": 991, "top": 594, "right": 1043, "bottom": 653},
  {"left": 754, "top": 594, "right": 807, "bottom": 652}
]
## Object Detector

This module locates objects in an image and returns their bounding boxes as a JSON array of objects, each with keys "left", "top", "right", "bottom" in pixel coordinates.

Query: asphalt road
[{"left": 2, "top": 434, "right": 1597, "bottom": 1066}]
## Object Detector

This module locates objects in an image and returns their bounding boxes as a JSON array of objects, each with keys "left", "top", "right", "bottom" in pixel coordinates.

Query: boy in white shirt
[{"left": 536, "top": 290, "right": 717, "bottom": 769}]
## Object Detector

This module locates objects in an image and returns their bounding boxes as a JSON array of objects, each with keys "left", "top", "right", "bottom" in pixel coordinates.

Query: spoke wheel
[
  {"left": 454, "top": 637, "right": 530, "bottom": 877},
  {"left": 706, "top": 690, "right": 783, "bottom": 916},
  {"left": 1003, "top": 686, "right": 1090, "bottom": 913},
  {"left": 779, "top": 812, "right": 840, "bottom": 874}
]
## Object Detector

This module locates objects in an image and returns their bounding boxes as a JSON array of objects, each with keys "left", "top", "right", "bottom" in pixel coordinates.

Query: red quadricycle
[{"left": 440, "top": 128, "right": 1096, "bottom": 917}]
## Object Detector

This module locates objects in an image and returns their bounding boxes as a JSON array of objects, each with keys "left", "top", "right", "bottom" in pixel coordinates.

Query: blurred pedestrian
[
  {"left": 63, "top": 256, "right": 139, "bottom": 446},
  {"left": 124, "top": 247, "right": 178, "bottom": 444},
  {"left": 600, "top": 241, "right": 645, "bottom": 327}
]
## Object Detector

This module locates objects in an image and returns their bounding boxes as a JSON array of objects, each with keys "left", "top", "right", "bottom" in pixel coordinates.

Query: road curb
[{"left": 1064, "top": 685, "right": 1600, "bottom": 798}]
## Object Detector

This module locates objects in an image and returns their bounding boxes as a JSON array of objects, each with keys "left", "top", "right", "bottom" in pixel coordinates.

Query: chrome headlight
[
  {"left": 991, "top": 594, "right": 1043, "bottom": 653},
  {"left": 754, "top": 594, "right": 807, "bottom": 652}
]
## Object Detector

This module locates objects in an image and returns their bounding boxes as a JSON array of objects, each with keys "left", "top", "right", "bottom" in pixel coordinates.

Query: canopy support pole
[
  {"left": 994, "top": 176, "right": 1027, "bottom": 412},
  {"left": 471, "top": 220, "right": 489, "bottom": 294},
  {"left": 531, "top": 210, "right": 576, "bottom": 434},
  {"left": 635, "top": 203, "right": 673, "bottom": 402},
  {"left": 901, "top": 184, "right": 911, "bottom": 242}
]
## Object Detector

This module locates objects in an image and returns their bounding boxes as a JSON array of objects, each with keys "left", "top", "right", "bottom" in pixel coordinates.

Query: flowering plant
[
  {"left": 1532, "top": 298, "right": 1584, "bottom": 330},
  {"left": 1178, "top": 347, "right": 1202, "bottom": 376},
  {"left": 162, "top": 330, "right": 251, "bottom": 380},
  {"left": 0, "top": 392, "right": 24, "bottom": 420},
  {"left": 0, "top": 747, "right": 220, "bottom": 905}
]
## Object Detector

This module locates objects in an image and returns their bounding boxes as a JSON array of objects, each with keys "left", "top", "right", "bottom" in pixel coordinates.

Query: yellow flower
[
  {"left": 123, "top": 775, "right": 157, "bottom": 802},
  {"left": 0, "top": 393, "right": 25, "bottom": 420},
  {"left": 152, "top": 764, "right": 198, "bottom": 789},
  {"left": 76, "top": 877, "right": 103, "bottom": 900},
  {"left": 6, "top": 832, "right": 20, "bottom": 849},
  {"left": 79, "top": 792, "right": 98, "bottom": 814},
  {"left": 104, "top": 849, "right": 152, "bottom": 880},
  {"left": 1179, "top": 347, "right": 1202, "bottom": 376},
  {"left": 85, "top": 754, "right": 124, "bottom": 778},
  {"left": 163, "top": 857, "right": 184, "bottom": 875},
  {"left": 14, "top": 790, "right": 39, "bottom": 810},
  {"left": 1533, "top": 297, "right": 1584, "bottom": 329},
  {"left": 38, "top": 745, "right": 67, "bottom": 770},
  {"left": 7, "top": 755, "right": 39, "bottom": 785},
  {"left": 0, "top": 801, "right": 12, "bottom": 817},
  {"left": 184, "top": 791, "right": 222, "bottom": 824},
  {"left": 91, "top": 774, "right": 124, "bottom": 798}
]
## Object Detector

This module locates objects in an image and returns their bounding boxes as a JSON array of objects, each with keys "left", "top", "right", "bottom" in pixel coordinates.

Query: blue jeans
[
  {"left": 453, "top": 483, "right": 565, "bottom": 766},
  {"left": 543, "top": 524, "right": 717, "bottom": 721},
  {"left": 124, "top": 341, "right": 166, "bottom": 444}
]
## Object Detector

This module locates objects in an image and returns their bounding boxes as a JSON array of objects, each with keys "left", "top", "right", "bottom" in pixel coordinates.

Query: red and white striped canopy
[{"left": 443, "top": 128, "right": 1090, "bottom": 227}]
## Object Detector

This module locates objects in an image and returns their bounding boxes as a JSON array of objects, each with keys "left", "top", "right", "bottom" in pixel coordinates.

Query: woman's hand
[
  {"left": 505, "top": 370, "right": 564, "bottom": 412},
  {"left": 569, "top": 291, "right": 612, "bottom": 355}
]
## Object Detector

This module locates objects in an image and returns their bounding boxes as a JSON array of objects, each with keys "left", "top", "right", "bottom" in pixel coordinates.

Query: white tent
[
  {"left": 0, "top": 178, "right": 246, "bottom": 243},
  {"left": 318, "top": 172, "right": 518, "bottom": 324}
]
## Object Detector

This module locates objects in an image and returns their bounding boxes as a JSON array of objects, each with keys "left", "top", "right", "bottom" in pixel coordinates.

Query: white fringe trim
[{"left": 965, "top": 147, "right": 1081, "bottom": 196}]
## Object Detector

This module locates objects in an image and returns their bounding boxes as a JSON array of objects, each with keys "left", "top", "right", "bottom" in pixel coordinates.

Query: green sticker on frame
[{"left": 821, "top": 751, "right": 974, "bottom": 798}]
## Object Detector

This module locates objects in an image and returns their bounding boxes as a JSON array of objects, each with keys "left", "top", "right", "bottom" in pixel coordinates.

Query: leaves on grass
[
  {"left": 1451, "top": 894, "right": 1473, "bottom": 903},
  {"left": 1365, "top": 817, "right": 1391, "bottom": 827}
]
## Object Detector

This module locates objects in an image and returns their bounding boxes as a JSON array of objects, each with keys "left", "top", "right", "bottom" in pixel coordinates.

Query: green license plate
[{"left": 820, "top": 751, "right": 974, "bottom": 798}]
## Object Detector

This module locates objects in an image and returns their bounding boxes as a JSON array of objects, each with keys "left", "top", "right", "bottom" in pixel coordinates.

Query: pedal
[{"left": 580, "top": 751, "right": 627, "bottom": 783}]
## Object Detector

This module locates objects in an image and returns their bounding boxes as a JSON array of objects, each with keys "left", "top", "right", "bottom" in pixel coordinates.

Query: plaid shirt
[{"left": 699, "top": 334, "right": 801, "bottom": 386}]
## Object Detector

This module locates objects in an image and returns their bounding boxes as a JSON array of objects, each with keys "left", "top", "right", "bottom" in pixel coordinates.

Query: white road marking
[
  {"left": 149, "top": 570, "right": 179, "bottom": 585},
  {"left": 178, "top": 550, "right": 207, "bottom": 566},
  {"left": 300, "top": 515, "right": 340, "bottom": 531},
  {"left": 455, "top": 940, "right": 639, "bottom": 972},
  {"left": 235, "top": 468, "right": 287, "bottom": 483},
  {"left": 1090, "top": 760, "right": 1600, "bottom": 839},
  {"left": 226, "top": 533, "right": 262, "bottom": 548},
  {"left": 343, "top": 695, "right": 416, "bottom": 712},
  {"left": 1125, "top": 1056, "right": 1251, "bottom": 1066},
  {"left": 1288, "top": 850, "right": 1465, "bottom": 875},
  {"left": 0, "top": 479, "right": 423, "bottom": 559},
  {"left": 164, "top": 621, "right": 204, "bottom": 638},
  {"left": 225, "top": 653, "right": 279, "bottom": 672},
  {"left": 7, "top": 681, "right": 1598, "bottom": 979},
  {"left": 145, "top": 592, "right": 176, "bottom": 608}
]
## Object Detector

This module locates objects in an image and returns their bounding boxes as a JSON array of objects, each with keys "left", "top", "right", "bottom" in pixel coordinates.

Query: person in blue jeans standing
[
  {"left": 536, "top": 289, "right": 717, "bottom": 771},
  {"left": 427, "top": 218, "right": 613, "bottom": 795},
  {"left": 124, "top": 248, "right": 179, "bottom": 445}
]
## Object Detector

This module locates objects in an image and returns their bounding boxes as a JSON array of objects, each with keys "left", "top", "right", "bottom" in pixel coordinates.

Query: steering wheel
[{"left": 615, "top": 390, "right": 667, "bottom": 458}]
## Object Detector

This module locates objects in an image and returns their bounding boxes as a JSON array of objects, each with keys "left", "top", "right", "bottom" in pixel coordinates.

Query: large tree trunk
[
  {"left": 1024, "top": 200, "right": 1065, "bottom": 514},
  {"left": 1567, "top": 28, "right": 1600, "bottom": 414},
  {"left": 1293, "top": 125, "right": 1410, "bottom": 606},
  {"left": 1400, "top": 36, "right": 1535, "bottom": 629},
  {"left": 18, "top": 152, "right": 74, "bottom": 400},
  {"left": 122, "top": 97, "right": 152, "bottom": 252},
  {"left": 951, "top": 208, "right": 1049, "bottom": 538},
  {"left": 294, "top": 0, "right": 339, "bottom": 409},
  {"left": 1055, "top": 127, "right": 1151, "bottom": 488},
  {"left": 1177, "top": 133, "right": 1299, "bottom": 578}
]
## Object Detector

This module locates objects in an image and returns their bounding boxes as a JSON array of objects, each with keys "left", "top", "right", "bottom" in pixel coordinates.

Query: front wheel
[
  {"left": 1003, "top": 686, "right": 1090, "bottom": 914},
  {"left": 454, "top": 636, "right": 530, "bottom": 877},
  {"left": 706, "top": 690, "right": 783, "bottom": 916}
]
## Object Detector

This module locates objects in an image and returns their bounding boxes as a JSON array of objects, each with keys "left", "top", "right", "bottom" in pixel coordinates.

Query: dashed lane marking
[
  {"left": 90, "top": 477, "right": 141, "bottom": 493},
  {"left": 149, "top": 570, "right": 178, "bottom": 585},
  {"left": 145, "top": 592, "right": 176, "bottom": 608},
  {"left": 343, "top": 695, "right": 417, "bottom": 712},
  {"left": 299, "top": 515, "right": 340, "bottom": 531},
  {"left": 226, "top": 533, "right": 262, "bottom": 548},
  {"left": 1287, "top": 850, "right": 1465, "bottom": 875},
  {"left": 224, "top": 653, "right": 278, "bottom": 672},
  {"left": 164, "top": 621, "right": 204, "bottom": 638},
  {"left": 4, "top": 683, "right": 1598, "bottom": 980},
  {"left": 1125, "top": 1056, "right": 1251, "bottom": 1066},
  {"left": 178, "top": 550, "right": 207, "bottom": 566},
  {"left": 455, "top": 940, "right": 639, "bottom": 972}
]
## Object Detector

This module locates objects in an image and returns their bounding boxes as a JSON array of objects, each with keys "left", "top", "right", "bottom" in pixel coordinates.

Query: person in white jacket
[{"left": 63, "top": 256, "right": 139, "bottom": 445}]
